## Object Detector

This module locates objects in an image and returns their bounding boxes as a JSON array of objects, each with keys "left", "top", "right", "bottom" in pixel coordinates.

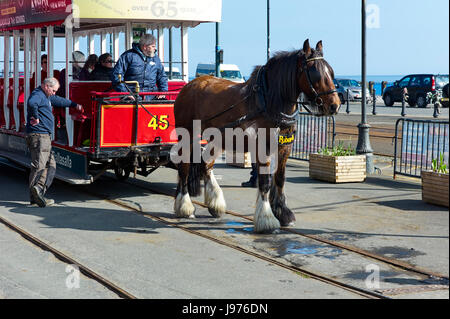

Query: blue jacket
[
  {"left": 112, "top": 43, "right": 168, "bottom": 94},
  {"left": 26, "top": 87, "right": 77, "bottom": 136}
]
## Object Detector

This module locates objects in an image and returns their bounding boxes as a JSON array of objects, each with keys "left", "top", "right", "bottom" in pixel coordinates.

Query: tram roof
[{"left": 0, "top": 0, "right": 222, "bottom": 32}]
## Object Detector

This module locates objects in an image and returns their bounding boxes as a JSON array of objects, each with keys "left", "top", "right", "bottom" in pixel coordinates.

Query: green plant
[
  {"left": 318, "top": 142, "right": 356, "bottom": 156},
  {"left": 431, "top": 153, "right": 448, "bottom": 174}
]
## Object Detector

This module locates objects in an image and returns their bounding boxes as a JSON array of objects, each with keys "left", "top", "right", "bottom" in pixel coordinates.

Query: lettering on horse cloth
[{"left": 278, "top": 133, "right": 295, "bottom": 145}]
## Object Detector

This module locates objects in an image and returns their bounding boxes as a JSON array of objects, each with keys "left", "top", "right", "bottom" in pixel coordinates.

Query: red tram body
[{"left": 0, "top": 0, "right": 222, "bottom": 184}]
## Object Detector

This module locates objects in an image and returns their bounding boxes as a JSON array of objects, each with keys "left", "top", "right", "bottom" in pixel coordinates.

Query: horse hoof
[
  {"left": 208, "top": 207, "right": 225, "bottom": 218},
  {"left": 254, "top": 197, "right": 281, "bottom": 234},
  {"left": 174, "top": 193, "right": 196, "bottom": 218}
]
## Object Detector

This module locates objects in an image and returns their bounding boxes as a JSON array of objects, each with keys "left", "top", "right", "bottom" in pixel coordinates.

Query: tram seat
[
  {"left": 69, "top": 81, "right": 113, "bottom": 147},
  {"left": 168, "top": 80, "right": 187, "bottom": 93},
  {"left": 0, "top": 78, "right": 23, "bottom": 130}
]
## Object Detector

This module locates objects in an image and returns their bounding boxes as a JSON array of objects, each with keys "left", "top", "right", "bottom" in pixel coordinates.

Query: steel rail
[
  {"left": 0, "top": 215, "right": 137, "bottom": 299},
  {"left": 88, "top": 190, "right": 388, "bottom": 299},
  {"left": 113, "top": 176, "right": 448, "bottom": 282}
]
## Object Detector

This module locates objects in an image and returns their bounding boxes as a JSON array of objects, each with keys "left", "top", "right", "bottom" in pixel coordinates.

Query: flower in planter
[{"left": 318, "top": 142, "right": 356, "bottom": 156}]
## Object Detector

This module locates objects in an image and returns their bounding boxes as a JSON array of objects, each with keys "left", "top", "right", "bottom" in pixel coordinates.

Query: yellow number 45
[{"left": 148, "top": 115, "right": 169, "bottom": 130}]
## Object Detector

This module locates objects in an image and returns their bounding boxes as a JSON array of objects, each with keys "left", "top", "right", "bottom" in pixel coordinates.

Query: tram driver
[
  {"left": 111, "top": 34, "right": 168, "bottom": 101},
  {"left": 26, "top": 77, "right": 83, "bottom": 207}
]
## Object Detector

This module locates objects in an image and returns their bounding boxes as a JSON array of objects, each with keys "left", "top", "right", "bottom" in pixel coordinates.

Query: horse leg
[
  {"left": 204, "top": 161, "right": 226, "bottom": 218},
  {"left": 269, "top": 144, "right": 296, "bottom": 227},
  {"left": 174, "top": 163, "right": 196, "bottom": 218},
  {"left": 253, "top": 161, "right": 281, "bottom": 233}
]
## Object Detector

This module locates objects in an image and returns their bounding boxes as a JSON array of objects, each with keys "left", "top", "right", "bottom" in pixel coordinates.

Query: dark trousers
[{"left": 26, "top": 133, "right": 56, "bottom": 196}]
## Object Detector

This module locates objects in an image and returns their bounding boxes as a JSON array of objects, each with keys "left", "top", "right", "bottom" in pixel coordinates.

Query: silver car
[{"left": 334, "top": 78, "right": 371, "bottom": 104}]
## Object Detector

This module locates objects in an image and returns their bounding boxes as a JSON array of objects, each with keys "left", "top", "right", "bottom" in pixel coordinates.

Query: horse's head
[{"left": 298, "top": 39, "right": 341, "bottom": 116}]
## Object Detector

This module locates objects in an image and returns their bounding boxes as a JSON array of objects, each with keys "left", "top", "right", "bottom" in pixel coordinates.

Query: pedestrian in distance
[
  {"left": 89, "top": 53, "right": 114, "bottom": 81},
  {"left": 242, "top": 163, "right": 258, "bottom": 188},
  {"left": 26, "top": 77, "right": 83, "bottom": 207},
  {"left": 112, "top": 34, "right": 168, "bottom": 100}
]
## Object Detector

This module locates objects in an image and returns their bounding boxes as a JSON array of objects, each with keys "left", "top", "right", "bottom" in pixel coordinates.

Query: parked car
[
  {"left": 333, "top": 78, "right": 371, "bottom": 104},
  {"left": 382, "top": 74, "right": 449, "bottom": 108},
  {"left": 196, "top": 63, "right": 245, "bottom": 83}
]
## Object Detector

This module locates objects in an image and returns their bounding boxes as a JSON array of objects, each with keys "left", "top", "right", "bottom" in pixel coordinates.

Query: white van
[
  {"left": 196, "top": 63, "right": 245, "bottom": 83},
  {"left": 164, "top": 66, "right": 183, "bottom": 80}
]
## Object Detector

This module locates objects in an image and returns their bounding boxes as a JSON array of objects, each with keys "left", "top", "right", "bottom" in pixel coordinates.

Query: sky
[
  {"left": 1, "top": 0, "right": 449, "bottom": 78},
  {"left": 189, "top": 0, "right": 449, "bottom": 77}
]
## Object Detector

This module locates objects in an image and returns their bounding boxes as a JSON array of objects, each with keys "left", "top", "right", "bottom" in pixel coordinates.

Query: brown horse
[{"left": 173, "top": 39, "right": 340, "bottom": 233}]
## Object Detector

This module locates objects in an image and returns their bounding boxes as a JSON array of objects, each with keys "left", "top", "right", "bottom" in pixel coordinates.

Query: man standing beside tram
[
  {"left": 26, "top": 78, "right": 83, "bottom": 207},
  {"left": 112, "top": 34, "right": 168, "bottom": 100}
]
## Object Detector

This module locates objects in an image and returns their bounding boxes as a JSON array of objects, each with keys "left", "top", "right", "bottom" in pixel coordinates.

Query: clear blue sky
[
  {"left": 1, "top": 0, "right": 449, "bottom": 78},
  {"left": 188, "top": 0, "right": 449, "bottom": 77}
]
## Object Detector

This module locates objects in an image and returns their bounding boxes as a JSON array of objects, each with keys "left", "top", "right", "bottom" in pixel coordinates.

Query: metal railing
[
  {"left": 290, "top": 112, "right": 336, "bottom": 161},
  {"left": 394, "top": 118, "right": 449, "bottom": 178}
]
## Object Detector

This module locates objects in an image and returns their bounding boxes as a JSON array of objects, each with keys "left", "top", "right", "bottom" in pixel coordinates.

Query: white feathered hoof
[
  {"left": 254, "top": 195, "right": 281, "bottom": 233},
  {"left": 174, "top": 193, "right": 196, "bottom": 219},
  {"left": 205, "top": 177, "right": 227, "bottom": 218}
]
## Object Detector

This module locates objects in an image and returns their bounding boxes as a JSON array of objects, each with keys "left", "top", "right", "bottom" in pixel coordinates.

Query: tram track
[
  {"left": 0, "top": 214, "right": 137, "bottom": 299},
  {"left": 0, "top": 167, "right": 447, "bottom": 299},
  {"left": 0, "top": 171, "right": 386, "bottom": 299},
  {"left": 110, "top": 175, "right": 449, "bottom": 284},
  {"left": 80, "top": 180, "right": 388, "bottom": 299},
  {"left": 73, "top": 173, "right": 447, "bottom": 298}
]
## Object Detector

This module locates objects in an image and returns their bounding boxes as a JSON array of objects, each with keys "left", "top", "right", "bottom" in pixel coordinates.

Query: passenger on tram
[
  {"left": 26, "top": 77, "right": 83, "bottom": 207},
  {"left": 112, "top": 34, "right": 168, "bottom": 100},
  {"left": 89, "top": 53, "right": 113, "bottom": 81},
  {"left": 57, "top": 51, "right": 85, "bottom": 97},
  {"left": 78, "top": 54, "right": 98, "bottom": 81},
  {"left": 30, "top": 54, "right": 61, "bottom": 89}
]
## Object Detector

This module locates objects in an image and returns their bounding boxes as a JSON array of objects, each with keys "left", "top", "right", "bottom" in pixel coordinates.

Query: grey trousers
[{"left": 26, "top": 133, "right": 56, "bottom": 195}]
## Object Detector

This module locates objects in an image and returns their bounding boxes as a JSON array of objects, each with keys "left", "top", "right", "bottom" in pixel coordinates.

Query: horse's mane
[{"left": 246, "top": 48, "right": 326, "bottom": 118}]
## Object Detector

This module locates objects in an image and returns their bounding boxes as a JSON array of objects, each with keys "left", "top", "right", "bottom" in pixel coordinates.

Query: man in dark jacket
[
  {"left": 89, "top": 53, "right": 114, "bottom": 81},
  {"left": 112, "top": 34, "right": 168, "bottom": 100},
  {"left": 27, "top": 77, "right": 83, "bottom": 207}
]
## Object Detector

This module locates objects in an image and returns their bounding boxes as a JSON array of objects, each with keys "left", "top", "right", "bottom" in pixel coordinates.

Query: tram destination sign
[
  {"left": 73, "top": 0, "right": 222, "bottom": 22},
  {"left": 0, "top": 0, "right": 71, "bottom": 30}
]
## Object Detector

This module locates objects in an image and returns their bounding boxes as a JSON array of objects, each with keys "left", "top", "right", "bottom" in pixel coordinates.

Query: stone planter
[
  {"left": 421, "top": 170, "right": 449, "bottom": 207},
  {"left": 309, "top": 153, "right": 366, "bottom": 183}
]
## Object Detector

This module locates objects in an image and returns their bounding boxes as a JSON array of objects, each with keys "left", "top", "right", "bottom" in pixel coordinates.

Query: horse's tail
[{"left": 188, "top": 162, "right": 203, "bottom": 197}]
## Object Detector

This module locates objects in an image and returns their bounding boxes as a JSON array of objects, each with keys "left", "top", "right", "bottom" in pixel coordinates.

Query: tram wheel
[{"left": 114, "top": 166, "right": 131, "bottom": 181}]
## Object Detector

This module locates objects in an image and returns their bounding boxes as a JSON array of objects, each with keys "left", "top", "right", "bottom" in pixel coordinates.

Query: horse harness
[{"left": 207, "top": 54, "right": 337, "bottom": 130}]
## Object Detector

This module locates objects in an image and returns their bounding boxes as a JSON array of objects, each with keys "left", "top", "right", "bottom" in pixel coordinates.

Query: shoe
[
  {"left": 31, "top": 186, "right": 46, "bottom": 207},
  {"left": 241, "top": 180, "right": 257, "bottom": 188},
  {"left": 43, "top": 198, "right": 55, "bottom": 206}
]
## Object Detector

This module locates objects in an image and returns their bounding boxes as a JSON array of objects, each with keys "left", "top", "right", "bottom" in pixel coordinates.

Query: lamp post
[
  {"left": 267, "top": 0, "right": 270, "bottom": 62},
  {"left": 356, "top": 0, "right": 374, "bottom": 174},
  {"left": 215, "top": 22, "right": 220, "bottom": 77}
]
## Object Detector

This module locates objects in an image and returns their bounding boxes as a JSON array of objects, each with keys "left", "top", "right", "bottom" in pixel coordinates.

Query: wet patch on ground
[
  {"left": 368, "top": 246, "right": 426, "bottom": 259},
  {"left": 254, "top": 238, "right": 344, "bottom": 260}
]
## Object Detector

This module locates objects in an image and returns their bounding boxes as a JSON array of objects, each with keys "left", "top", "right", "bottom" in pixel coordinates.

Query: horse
[{"left": 172, "top": 39, "right": 341, "bottom": 233}]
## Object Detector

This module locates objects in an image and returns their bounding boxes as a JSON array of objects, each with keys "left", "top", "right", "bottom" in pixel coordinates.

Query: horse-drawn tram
[{"left": 0, "top": 0, "right": 222, "bottom": 184}]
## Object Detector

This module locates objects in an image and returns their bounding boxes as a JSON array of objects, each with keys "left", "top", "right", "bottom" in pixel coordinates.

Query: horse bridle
[{"left": 299, "top": 56, "right": 338, "bottom": 112}]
